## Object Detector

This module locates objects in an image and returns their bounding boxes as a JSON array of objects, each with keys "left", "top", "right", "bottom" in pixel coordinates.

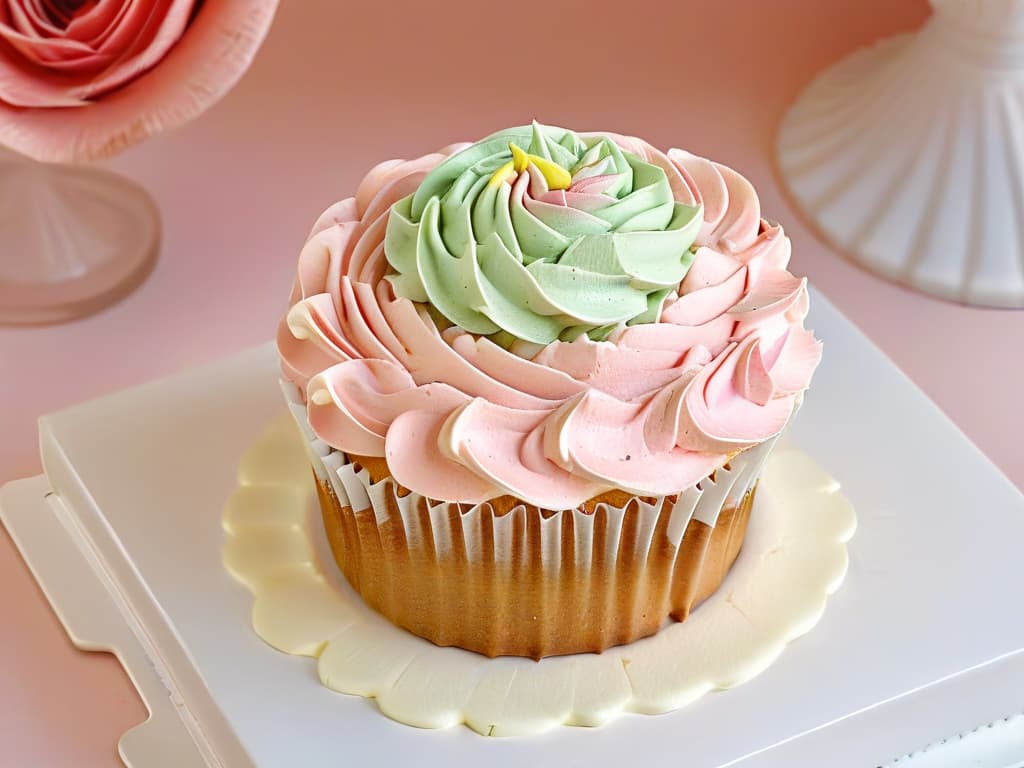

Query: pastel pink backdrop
[{"left": 3, "top": 0, "right": 1020, "bottom": 764}]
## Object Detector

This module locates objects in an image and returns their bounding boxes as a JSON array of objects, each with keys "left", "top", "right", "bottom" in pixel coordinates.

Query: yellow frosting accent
[
  {"left": 488, "top": 160, "right": 516, "bottom": 188},
  {"left": 510, "top": 143, "right": 531, "bottom": 173},
  {"left": 508, "top": 143, "right": 572, "bottom": 190}
]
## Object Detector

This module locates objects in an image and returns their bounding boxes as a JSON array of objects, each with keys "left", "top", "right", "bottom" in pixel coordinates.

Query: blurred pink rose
[{"left": 0, "top": 0, "right": 278, "bottom": 162}]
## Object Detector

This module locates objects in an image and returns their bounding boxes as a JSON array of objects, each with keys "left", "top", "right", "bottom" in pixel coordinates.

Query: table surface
[{"left": 3, "top": 1, "right": 1022, "bottom": 765}]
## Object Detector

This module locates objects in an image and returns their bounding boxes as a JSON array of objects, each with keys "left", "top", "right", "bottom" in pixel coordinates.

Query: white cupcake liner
[{"left": 281, "top": 379, "right": 778, "bottom": 569}]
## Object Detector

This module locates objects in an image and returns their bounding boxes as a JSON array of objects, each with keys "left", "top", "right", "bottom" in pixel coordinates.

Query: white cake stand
[{"left": 778, "top": 0, "right": 1024, "bottom": 308}]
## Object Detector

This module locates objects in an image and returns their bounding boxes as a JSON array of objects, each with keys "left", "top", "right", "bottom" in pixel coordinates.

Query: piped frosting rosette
[{"left": 278, "top": 123, "right": 821, "bottom": 511}]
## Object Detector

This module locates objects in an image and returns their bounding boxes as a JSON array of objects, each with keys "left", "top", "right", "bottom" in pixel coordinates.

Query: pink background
[{"left": 2, "top": 1, "right": 1021, "bottom": 764}]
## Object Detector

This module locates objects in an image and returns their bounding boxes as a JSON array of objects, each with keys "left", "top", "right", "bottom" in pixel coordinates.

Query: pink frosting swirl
[{"left": 278, "top": 137, "right": 821, "bottom": 509}]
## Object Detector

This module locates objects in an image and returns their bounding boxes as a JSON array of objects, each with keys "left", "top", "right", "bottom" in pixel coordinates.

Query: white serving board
[{"left": 2, "top": 289, "right": 1024, "bottom": 768}]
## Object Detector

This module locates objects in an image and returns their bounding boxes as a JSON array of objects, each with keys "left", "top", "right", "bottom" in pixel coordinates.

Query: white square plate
[{"left": 3, "top": 289, "right": 1023, "bottom": 768}]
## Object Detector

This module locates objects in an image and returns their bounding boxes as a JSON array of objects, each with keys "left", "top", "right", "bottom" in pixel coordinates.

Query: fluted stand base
[
  {"left": 0, "top": 151, "right": 160, "bottom": 325},
  {"left": 778, "top": 10, "right": 1024, "bottom": 309}
]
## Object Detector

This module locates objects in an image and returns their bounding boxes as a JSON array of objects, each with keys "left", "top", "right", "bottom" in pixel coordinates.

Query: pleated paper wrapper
[{"left": 281, "top": 381, "right": 778, "bottom": 658}]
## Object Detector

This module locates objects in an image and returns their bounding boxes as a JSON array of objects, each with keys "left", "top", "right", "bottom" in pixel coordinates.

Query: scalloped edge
[{"left": 222, "top": 415, "right": 856, "bottom": 736}]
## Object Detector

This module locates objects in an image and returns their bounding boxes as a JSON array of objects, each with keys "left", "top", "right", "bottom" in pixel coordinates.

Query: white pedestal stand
[{"left": 778, "top": 1, "right": 1024, "bottom": 308}]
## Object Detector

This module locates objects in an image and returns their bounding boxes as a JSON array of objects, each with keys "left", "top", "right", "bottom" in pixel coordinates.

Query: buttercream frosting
[{"left": 278, "top": 123, "right": 822, "bottom": 509}]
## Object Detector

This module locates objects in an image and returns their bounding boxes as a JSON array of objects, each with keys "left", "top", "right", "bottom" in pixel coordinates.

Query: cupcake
[{"left": 277, "top": 123, "right": 821, "bottom": 659}]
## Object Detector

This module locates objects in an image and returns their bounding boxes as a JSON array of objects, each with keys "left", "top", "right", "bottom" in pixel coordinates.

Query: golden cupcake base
[{"left": 314, "top": 468, "right": 753, "bottom": 659}]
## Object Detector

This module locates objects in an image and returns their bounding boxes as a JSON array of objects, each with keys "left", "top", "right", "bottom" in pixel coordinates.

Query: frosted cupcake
[{"left": 278, "top": 123, "right": 821, "bottom": 659}]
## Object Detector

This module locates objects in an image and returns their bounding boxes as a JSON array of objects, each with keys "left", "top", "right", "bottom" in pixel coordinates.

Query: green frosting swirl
[{"left": 384, "top": 123, "right": 702, "bottom": 343}]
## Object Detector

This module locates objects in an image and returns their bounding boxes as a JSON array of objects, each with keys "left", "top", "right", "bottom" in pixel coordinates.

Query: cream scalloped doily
[{"left": 223, "top": 414, "right": 856, "bottom": 736}]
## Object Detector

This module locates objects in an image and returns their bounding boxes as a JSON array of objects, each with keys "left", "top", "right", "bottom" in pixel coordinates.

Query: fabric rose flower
[{"left": 0, "top": 0, "right": 278, "bottom": 162}]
